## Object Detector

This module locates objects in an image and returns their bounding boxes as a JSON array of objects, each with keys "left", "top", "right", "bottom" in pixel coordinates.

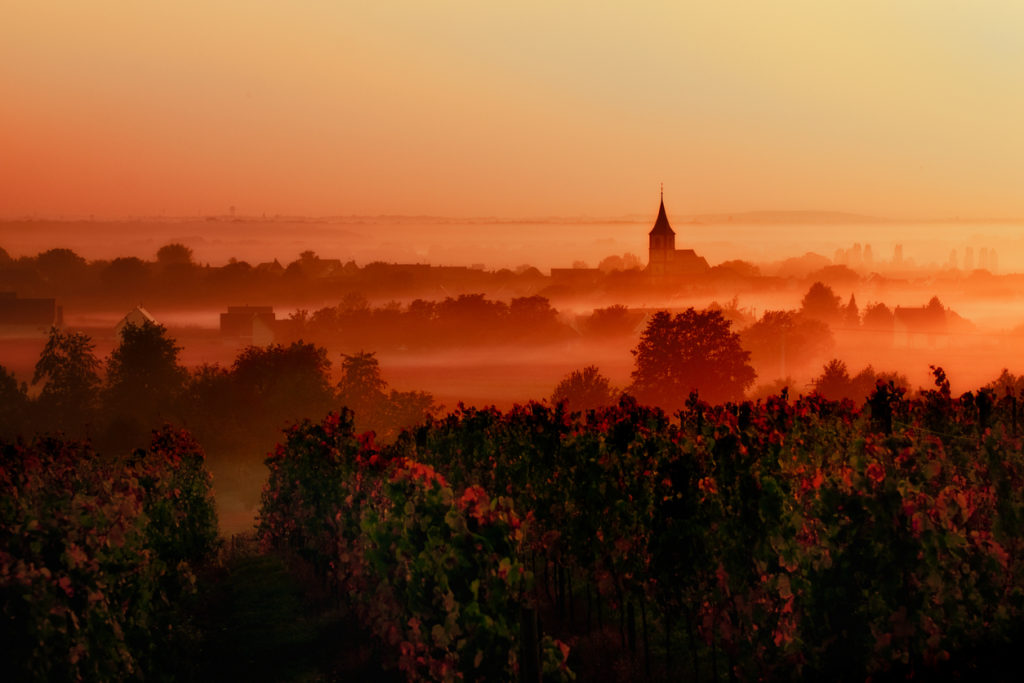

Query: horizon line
[{"left": 4, "top": 210, "right": 1023, "bottom": 224}]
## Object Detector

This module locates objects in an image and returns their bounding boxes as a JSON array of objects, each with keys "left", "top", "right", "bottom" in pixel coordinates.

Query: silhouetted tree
[
  {"left": 34, "top": 248, "right": 89, "bottom": 292},
  {"left": 32, "top": 328, "right": 101, "bottom": 434},
  {"left": 713, "top": 259, "right": 761, "bottom": 278},
  {"left": 100, "top": 256, "right": 150, "bottom": 296},
  {"left": 741, "top": 310, "right": 834, "bottom": 376},
  {"left": 597, "top": 254, "right": 626, "bottom": 272},
  {"left": 35, "top": 247, "right": 87, "bottom": 275},
  {"left": 748, "top": 377, "right": 798, "bottom": 401},
  {"left": 0, "top": 365, "right": 30, "bottom": 440},
  {"left": 630, "top": 308, "right": 755, "bottom": 408},
  {"left": 102, "top": 321, "right": 187, "bottom": 446},
  {"left": 156, "top": 243, "right": 194, "bottom": 267},
  {"left": 551, "top": 366, "right": 616, "bottom": 412},
  {"left": 336, "top": 351, "right": 388, "bottom": 423},
  {"left": 179, "top": 364, "right": 238, "bottom": 449},
  {"left": 336, "top": 351, "right": 436, "bottom": 439},
  {"left": 231, "top": 342, "right": 334, "bottom": 430},
  {"left": 584, "top": 305, "right": 636, "bottom": 337},
  {"left": 382, "top": 389, "right": 436, "bottom": 440},
  {"left": 800, "top": 281, "right": 842, "bottom": 323},
  {"left": 985, "top": 369, "right": 1024, "bottom": 397},
  {"left": 874, "top": 369, "right": 910, "bottom": 393},
  {"left": 813, "top": 360, "right": 907, "bottom": 402},
  {"left": 843, "top": 294, "right": 860, "bottom": 329},
  {"left": 813, "top": 359, "right": 853, "bottom": 400},
  {"left": 707, "top": 297, "right": 755, "bottom": 329},
  {"left": 862, "top": 302, "right": 895, "bottom": 331},
  {"left": 597, "top": 253, "right": 640, "bottom": 273},
  {"left": 509, "top": 296, "right": 560, "bottom": 338},
  {"left": 339, "top": 291, "right": 370, "bottom": 313}
]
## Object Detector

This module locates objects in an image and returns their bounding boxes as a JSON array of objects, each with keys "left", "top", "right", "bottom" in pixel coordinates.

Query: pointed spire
[{"left": 650, "top": 185, "right": 674, "bottom": 236}]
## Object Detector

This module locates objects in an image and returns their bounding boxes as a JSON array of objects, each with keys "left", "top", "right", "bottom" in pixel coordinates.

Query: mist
[
  {"left": 5, "top": 214, "right": 1024, "bottom": 275},
  {"left": 7, "top": 213, "right": 1024, "bottom": 535}
]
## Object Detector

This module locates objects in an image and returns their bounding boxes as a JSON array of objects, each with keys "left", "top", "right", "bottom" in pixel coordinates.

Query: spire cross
[{"left": 660, "top": 183, "right": 663, "bottom": 200}]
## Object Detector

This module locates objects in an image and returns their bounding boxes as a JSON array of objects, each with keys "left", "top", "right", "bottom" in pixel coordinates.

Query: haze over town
[{"left": 8, "top": 3, "right": 1024, "bottom": 680}]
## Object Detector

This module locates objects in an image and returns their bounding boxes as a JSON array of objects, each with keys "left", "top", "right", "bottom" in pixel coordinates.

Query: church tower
[{"left": 647, "top": 188, "right": 676, "bottom": 276}]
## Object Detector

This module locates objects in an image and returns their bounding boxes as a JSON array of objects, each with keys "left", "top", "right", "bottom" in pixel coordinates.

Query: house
[
  {"left": 893, "top": 301, "right": 947, "bottom": 349},
  {"left": 220, "top": 305, "right": 276, "bottom": 345},
  {"left": 115, "top": 305, "right": 158, "bottom": 339},
  {"left": 0, "top": 292, "right": 61, "bottom": 336},
  {"left": 255, "top": 259, "right": 285, "bottom": 276}
]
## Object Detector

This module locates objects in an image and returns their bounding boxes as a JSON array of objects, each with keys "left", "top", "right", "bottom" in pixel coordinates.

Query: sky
[{"left": 3, "top": 1, "right": 1024, "bottom": 220}]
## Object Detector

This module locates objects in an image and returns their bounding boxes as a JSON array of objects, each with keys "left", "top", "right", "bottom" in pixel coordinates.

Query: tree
[
  {"left": 800, "top": 281, "right": 842, "bottom": 323},
  {"left": 862, "top": 302, "right": 895, "bottom": 331},
  {"left": 336, "top": 351, "right": 388, "bottom": 424},
  {"left": 32, "top": 327, "right": 101, "bottom": 433},
  {"left": 508, "top": 296, "right": 561, "bottom": 338},
  {"left": 713, "top": 259, "right": 761, "bottom": 278},
  {"left": 0, "top": 365, "right": 30, "bottom": 440},
  {"left": 103, "top": 321, "right": 187, "bottom": 430},
  {"left": 843, "top": 294, "right": 860, "bottom": 329},
  {"left": 597, "top": 254, "right": 626, "bottom": 272},
  {"left": 383, "top": 389, "right": 437, "bottom": 440},
  {"left": 336, "top": 351, "right": 436, "bottom": 439},
  {"left": 597, "top": 253, "right": 640, "bottom": 273},
  {"left": 231, "top": 342, "right": 335, "bottom": 430},
  {"left": 629, "top": 308, "right": 756, "bottom": 408},
  {"left": 813, "top": 359, "right": 852, "bottom": 400},
  {"left": 812, "top": 361, "right": 908, "bottom": 402},
  {"left": 741, "top": 310, "right": 834, "bottom": 377},
  {"left": 100, "top": 257, "right": 150, "bottom": 294},
  {"left": 180, "top": 363, "right": 241, "bottom": 452},
  {"left": 34, "top": 248, "right": 89, "bottom": 291},
  {"left": 985, "top": 369, "right": 1024, "bottom": 397},
  {"left": 551, "top": 366, "right": 616, "bottom": 412},
  {"left": 156, "top": 243, "right": 194, "bottom": 267},
  {"left": 35, "top": 248, "right": 87, "bottom": 275},
  {"left": 585, "top": 305, "right": 636, "bottom": 337}
]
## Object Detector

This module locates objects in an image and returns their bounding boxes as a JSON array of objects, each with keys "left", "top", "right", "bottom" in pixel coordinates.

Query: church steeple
[
  {"left": 645, "top": 186, "right": 709, "bottom": 277},
  {"left": 649, "top": 186, "right": 675, "bottom": 238}
]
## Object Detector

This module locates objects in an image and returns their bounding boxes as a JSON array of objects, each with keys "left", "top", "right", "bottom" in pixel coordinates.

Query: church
[{"left": 646, "top": 191, "right": 709, "bottom": 276}]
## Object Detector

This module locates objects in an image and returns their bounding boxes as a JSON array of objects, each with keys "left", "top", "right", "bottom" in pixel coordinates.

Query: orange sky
[{"left": 3, "top": 1, "right": 1024, "bottom": 220}]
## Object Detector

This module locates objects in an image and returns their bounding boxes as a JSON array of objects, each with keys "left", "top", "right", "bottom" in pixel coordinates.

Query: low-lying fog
[
  {"left": 4, "top": 214, "right": 1024, "bottom": 274},
  {"left": 6, "top": 215, "right": 1024, "bottom": 533}
]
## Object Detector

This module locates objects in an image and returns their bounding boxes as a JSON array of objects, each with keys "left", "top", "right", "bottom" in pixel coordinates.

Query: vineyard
[
  {"left": 260, "top": 372, "right": 1024, "bottom": 681},
  {"left": 4, "top": 371, "right": 1024, "bottom": 680},
  {"left": 0, "top": 427, "right": 218, "bottom": 681}
]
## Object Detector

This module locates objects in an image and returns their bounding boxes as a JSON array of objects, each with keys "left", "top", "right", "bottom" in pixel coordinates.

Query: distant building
[
  {"left": 115, "top": 305, "right": 158, "bottom": 339},
  {"left": 894, "top": 302, "right": 947, "bottom": 349},
  {"left": 220, "top": 305, "right": 276, "bottom": 345},
  {"left": 645, "top": 192, "right": 709, "bottom": 277},
  {"left": 0, "top": 292, "right": 61, "bottom": 336},
  {"left": 549, "top": 268, "right": 603, "bottom": 287},
  {"left": 295, "top": 254, "right": 344, "bottom": 278},
  {"left": 255, "top": 259, "right": 285, "bottom": 275}
]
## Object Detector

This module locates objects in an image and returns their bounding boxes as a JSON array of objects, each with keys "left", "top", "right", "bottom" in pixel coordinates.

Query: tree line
[
  {"left": 0, "top": 244, "right": 546, "bottom": 308},
  {"left": 0, "top": 322, "right": 437, "bottom": 453}
]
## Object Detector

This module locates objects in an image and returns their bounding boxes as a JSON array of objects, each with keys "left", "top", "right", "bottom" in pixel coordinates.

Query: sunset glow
[
  {"left": 9, "top": 5, "right": 1024, "bottom": 679},
  {"left": 4, "top": 1, "right": 1024, "bottom": 220}
]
